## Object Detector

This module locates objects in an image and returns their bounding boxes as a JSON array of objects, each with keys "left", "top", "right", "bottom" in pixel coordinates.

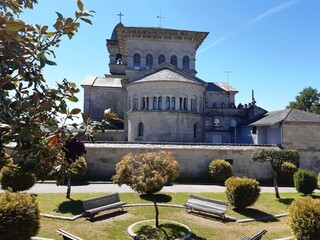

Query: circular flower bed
[{"left": 128, "top": 219, "right": 192, "bottom": 240}]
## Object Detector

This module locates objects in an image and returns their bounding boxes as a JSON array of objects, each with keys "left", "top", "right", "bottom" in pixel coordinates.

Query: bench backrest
[
  {"left": 251, "top": 230, "right": 267, "bottom": 240},
  {"left": 188, "top": 195, "right": 228, "bottom": 207},
  {"left": 82, "top": 193, "right": 120, "bottom": 210}
]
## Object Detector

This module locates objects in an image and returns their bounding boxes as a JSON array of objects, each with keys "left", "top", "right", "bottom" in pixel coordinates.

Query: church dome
[{"left": 111, "top": 22, "right": 124, "bottom": 41}]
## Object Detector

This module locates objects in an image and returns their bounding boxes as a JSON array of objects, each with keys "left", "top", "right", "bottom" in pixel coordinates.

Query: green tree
[
  {"left": 251, "top": 148, "right": 299, "bottom": 199},
  {"left": 287, "top": 87, "right": 320, "bottom": 114},
  {"left": 112, "top": 151, "right": 179, "bottom": 228},
  {"left": 0, "top": 0, "right": 96, "bottom": 185}
]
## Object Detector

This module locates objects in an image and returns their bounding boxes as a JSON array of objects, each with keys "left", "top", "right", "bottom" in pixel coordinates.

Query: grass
[{"left": 34, "top": 191, "right": 320, "bottom": 239}]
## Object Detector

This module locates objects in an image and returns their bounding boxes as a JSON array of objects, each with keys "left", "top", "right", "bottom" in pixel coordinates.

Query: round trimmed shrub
[
  {"left": 208, "top": 159, "right": 233, "bottom": 182},
  {"left": 0, "top": 163, "right": 36, "bottom": 192},
  {"left": 0, "top": 153, "right": 13, "bottom": 171},
  {"left": 288, "top": 197, "right": 320, "bottom": 239},
  {"left": 225, "top": 176, "right": 260, "bottom": 209},
  {"left": 0, "top": 191, "right": 40, "bottom": 240},
  {"left": 293, "top": 169, "right": 317, "bottom": 195},
  {"left": 277, "top": 162, "right": 298, "bottom": 186}
]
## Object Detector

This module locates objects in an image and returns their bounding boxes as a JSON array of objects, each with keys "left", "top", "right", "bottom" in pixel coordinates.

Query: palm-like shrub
[
  {"left": 293, "top": 169, "right": 317, "bottom": 195},
  {"left": 289, "top": 197, "right": 320, "bottom": 239},
  {"left": 0, "top": 163, "right": 36, "bottom": 192},
  {"left": 277, "top": 161, "right": 298, "bottom": 186},
  {"left": 225, "top": 176, "right": 260, "bottom": 209},
  {"left": 0, "top": 191, "right": 40, "bottom": 240},
  {"left": 208, "top": 159, "right": 233, "bottom": 182}
]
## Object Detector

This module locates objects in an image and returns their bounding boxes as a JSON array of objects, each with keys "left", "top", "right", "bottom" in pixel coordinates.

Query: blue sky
[{"left": 21, "top": 0, "right": 320, "bottom": 112}]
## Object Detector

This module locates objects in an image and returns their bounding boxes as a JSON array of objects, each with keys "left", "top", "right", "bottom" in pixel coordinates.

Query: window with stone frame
[
  {"left": 142, "top": 97, "right": 149, "bottom": 110},
  {"left": 182, "top": 55, "right": 189, "bottom": 71},
  {"left": 166, "top": 97, "right": 170, "bottom": 110},
  {"left": 133, "top": 53, "right": 141, "bottom": 69},
  {"left": 170, "top": 55, "right": 177, "bottom": 67},
  {"left": 146, "top": 54, "right": 153, "bottom": 69},
  {"left": 158, "top": 96, "right": 162, "bottom": 110},
  {"left": 116, "top": 53, "right": 122, "bottom": 64},
  {"left": 158, "top": 54, "right": 165, "bottom": 64},
  {"left": 138, "top": 122, "right": 143, "bottom": 137},
  {"left": 171, "top": 97, "right": 175, "bottom": 110}
]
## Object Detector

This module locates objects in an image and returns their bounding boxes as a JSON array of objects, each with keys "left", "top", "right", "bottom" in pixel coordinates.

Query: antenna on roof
[
  {"left": 223, "top": 70, "right": 234, "bottom": 90},
  {"left": 157, "top": 10, "right": 165, "bottom": 27}
]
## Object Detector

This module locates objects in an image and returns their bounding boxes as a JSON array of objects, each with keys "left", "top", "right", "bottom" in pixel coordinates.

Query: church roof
[
  {"left": 110, "top": 22, "right": 124, "bottom": 41},
  {"left": 81, "top": 76, "right": 122, "bottom": 88},
  {"left": 250, "top": 109, "right": 320, "bottom": 126},
  {"left": 207, "top": 82, "right": 238, "bottom": 93},
  {"left": 122, "top": 62, "right": 207, "bottom": 86}
]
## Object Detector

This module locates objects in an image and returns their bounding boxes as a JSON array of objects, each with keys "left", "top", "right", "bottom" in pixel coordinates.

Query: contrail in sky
[{"left": 198, "top": 0, "right": 300, "bottom": 54}]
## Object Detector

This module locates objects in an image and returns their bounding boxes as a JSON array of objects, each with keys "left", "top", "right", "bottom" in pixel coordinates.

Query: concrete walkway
[{"left": 4, "top": 181, "right": 316, "bottom": 194}]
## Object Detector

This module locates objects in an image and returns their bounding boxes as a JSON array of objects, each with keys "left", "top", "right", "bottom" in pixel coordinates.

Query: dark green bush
[
  {"left": 277, "top": 161, "right": 298, "bottom": 186},
  {"left": 208, "top": 159, "right": 233, "bottom": 182},
  {"left": 293, "top": 169, "right": 317, "bottom": 195},
  {"left": 0, "top": 191, "right": 40, "bottom": 240},
  {"left": 225, "top": 176, "right": 260, "bottom": 209},
  {"left": 0, "top": 163, "right": 36, "bottom": 192},
  {"left": 289, "top": 197, "right": 320, "bottom": 240}
]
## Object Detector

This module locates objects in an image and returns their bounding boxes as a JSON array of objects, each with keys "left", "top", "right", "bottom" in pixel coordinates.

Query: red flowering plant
[{"left": 112, "top": 151, "right": 179, "bottom": 228}]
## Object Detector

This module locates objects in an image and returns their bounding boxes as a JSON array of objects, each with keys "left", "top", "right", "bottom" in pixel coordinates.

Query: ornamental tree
[
  {"left": 251, "top": 148, "right": 299, "bottom": 199},
  {"left": 112, "top": 151, "right": 179, "bottom": 228},
  {"left": 0, "top": 1, "right": 98, "bottom": 187}
]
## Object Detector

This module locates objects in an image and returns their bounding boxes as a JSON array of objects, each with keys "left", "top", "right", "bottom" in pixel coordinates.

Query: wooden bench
[
  {"left": 183, "top": 194, "right": 228, "bottom": 219},
  {"left": 57, "top": 229, "right": 83, "bottom": 240},
  {"left": 241, "top": 229, "right": 267, "bottom": 240},
  {"left": 82, "top": 193, "right": 126, "bottom": 218}
]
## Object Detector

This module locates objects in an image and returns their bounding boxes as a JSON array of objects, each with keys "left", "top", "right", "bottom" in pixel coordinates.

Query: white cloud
[{"left": 198, "top": 0, "right": 300, "bottom": 54}]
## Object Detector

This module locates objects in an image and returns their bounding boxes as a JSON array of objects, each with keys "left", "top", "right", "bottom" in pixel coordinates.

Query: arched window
[
  {"left": 138, "top": 122, "right": 143, "bottom": 137},
  {"left": 171, "top": 97, "right": 175, "bottom": 110},
  {"left": 158, "top": 54, "right": 165, "bottom": 64},
  {"left": 170, "top": 55, "right": 177, "bottom": 67},
  {"left": 116, "top": 53, "right": 122, "bottom": 64},
  {"left": 142, "top": 97, "right": 149, "bottom": 110},
  {"left": 182, "top": 55, "right": 189, "bottom": 71},
  {"left": 146, "top": 54, "right": 153, "bottom": 69},
  {"left": 133, "top": 53, "right": 141, "bottom": 69},
  {"left": 179, "top": 97, "right": 183, "bottom": 110},
  {"left": 183, "top": 97, "right": 187, "bottom": 110},
  {"left": 166, "top": 97, "right": 170, "bottom": 110},
  {"left": 158, "top": 96, "right": 162, "bottom": 110},
  {"left": 194, "top": 124, "right": 198, "bottom": 138},
  {"left": 153, "top": 97, "right": 157, "bottom": 110}
]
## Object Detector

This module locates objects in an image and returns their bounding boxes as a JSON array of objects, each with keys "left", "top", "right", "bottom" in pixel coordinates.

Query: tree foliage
[
  {"left": 112, "top": 151, "right": 179, "bottom": 228},
  {"left": 251, "top": 148, "right": 299, "bottom": 198},
  {"left": 287, "top": 87, "right": 320, "bottom": 114},
  {"left": 0, "top": 0, "right": 97, "bottom": 186}
]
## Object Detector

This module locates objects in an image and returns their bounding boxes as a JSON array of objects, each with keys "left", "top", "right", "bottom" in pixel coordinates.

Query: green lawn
[{"left": 35, "top": 192, "right": 318, "bottom": 239}]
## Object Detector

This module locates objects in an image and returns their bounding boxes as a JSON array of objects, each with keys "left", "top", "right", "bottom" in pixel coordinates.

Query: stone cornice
[{"left": 116, "top": 27, "right": 209, "bottom": 55}]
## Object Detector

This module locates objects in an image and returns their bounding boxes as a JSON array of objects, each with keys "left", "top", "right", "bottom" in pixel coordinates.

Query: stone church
[{"left": 82, "top": 21, "right": 268, "bottom": 143}]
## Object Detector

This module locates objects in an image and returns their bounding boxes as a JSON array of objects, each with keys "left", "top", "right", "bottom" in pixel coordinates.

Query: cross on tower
[{"left": 117, "top": 12, "right": 124, "bottom": 23}]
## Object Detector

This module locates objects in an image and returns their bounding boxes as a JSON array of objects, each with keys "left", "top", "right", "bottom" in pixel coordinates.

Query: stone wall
[
  {"left": 84, "top": 143, "right": 279, "bottom": 181},
  {"left": 283, "top": 122, "right": 320, "bottom": 174}
]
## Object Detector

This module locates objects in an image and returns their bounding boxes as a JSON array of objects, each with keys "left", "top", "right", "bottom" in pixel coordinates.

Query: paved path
[{"left": 3, "top": 181, "right": 316, "bottom": 194}]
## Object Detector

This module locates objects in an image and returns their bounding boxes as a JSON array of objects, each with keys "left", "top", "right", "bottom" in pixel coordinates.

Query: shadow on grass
[
  {"left": 140, "top": 193, "right": 172, "bottom": 203},
  {"left": 56, "top": 200, "right": 83, "bottom": 215},
  {"left": 135, "top": 222, "right": 206, "bottom": 240},
  {"left": 186, "top": 210, "right": 231, "bottom": 223},
  {"left": 277, "top": 197, "right": 294, "bottom": 206},
  {"left": 233, "top": 208, "right": 279, "bottom": 222},
  {"left": 88, "top": 210, "right": 127, "bottom": 222}
]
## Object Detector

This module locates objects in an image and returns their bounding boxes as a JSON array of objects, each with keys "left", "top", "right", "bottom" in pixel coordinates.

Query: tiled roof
[
  {"left": 81, "top": 76, "right": 122, "bottom": 88},
  {"left": 250, "top": 109, "right": 320, "bottom": 126},
  {"left": 207, "top": 82, "right": 238, "bottom": 92}
]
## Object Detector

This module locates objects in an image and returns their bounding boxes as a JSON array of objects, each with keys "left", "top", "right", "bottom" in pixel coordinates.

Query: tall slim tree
[{"left": 287, "top": 87, "right": 320, "bottom": 114}]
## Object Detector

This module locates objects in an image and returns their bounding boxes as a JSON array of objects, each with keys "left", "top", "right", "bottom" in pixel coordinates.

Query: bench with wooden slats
[{"left": 183, "top": 194, "right": 228, "bottom": 219}]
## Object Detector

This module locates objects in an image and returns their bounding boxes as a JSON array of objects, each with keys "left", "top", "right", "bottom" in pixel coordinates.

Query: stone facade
[{"left": 82, "top": 22, "right": 266, "bottom": 143}]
